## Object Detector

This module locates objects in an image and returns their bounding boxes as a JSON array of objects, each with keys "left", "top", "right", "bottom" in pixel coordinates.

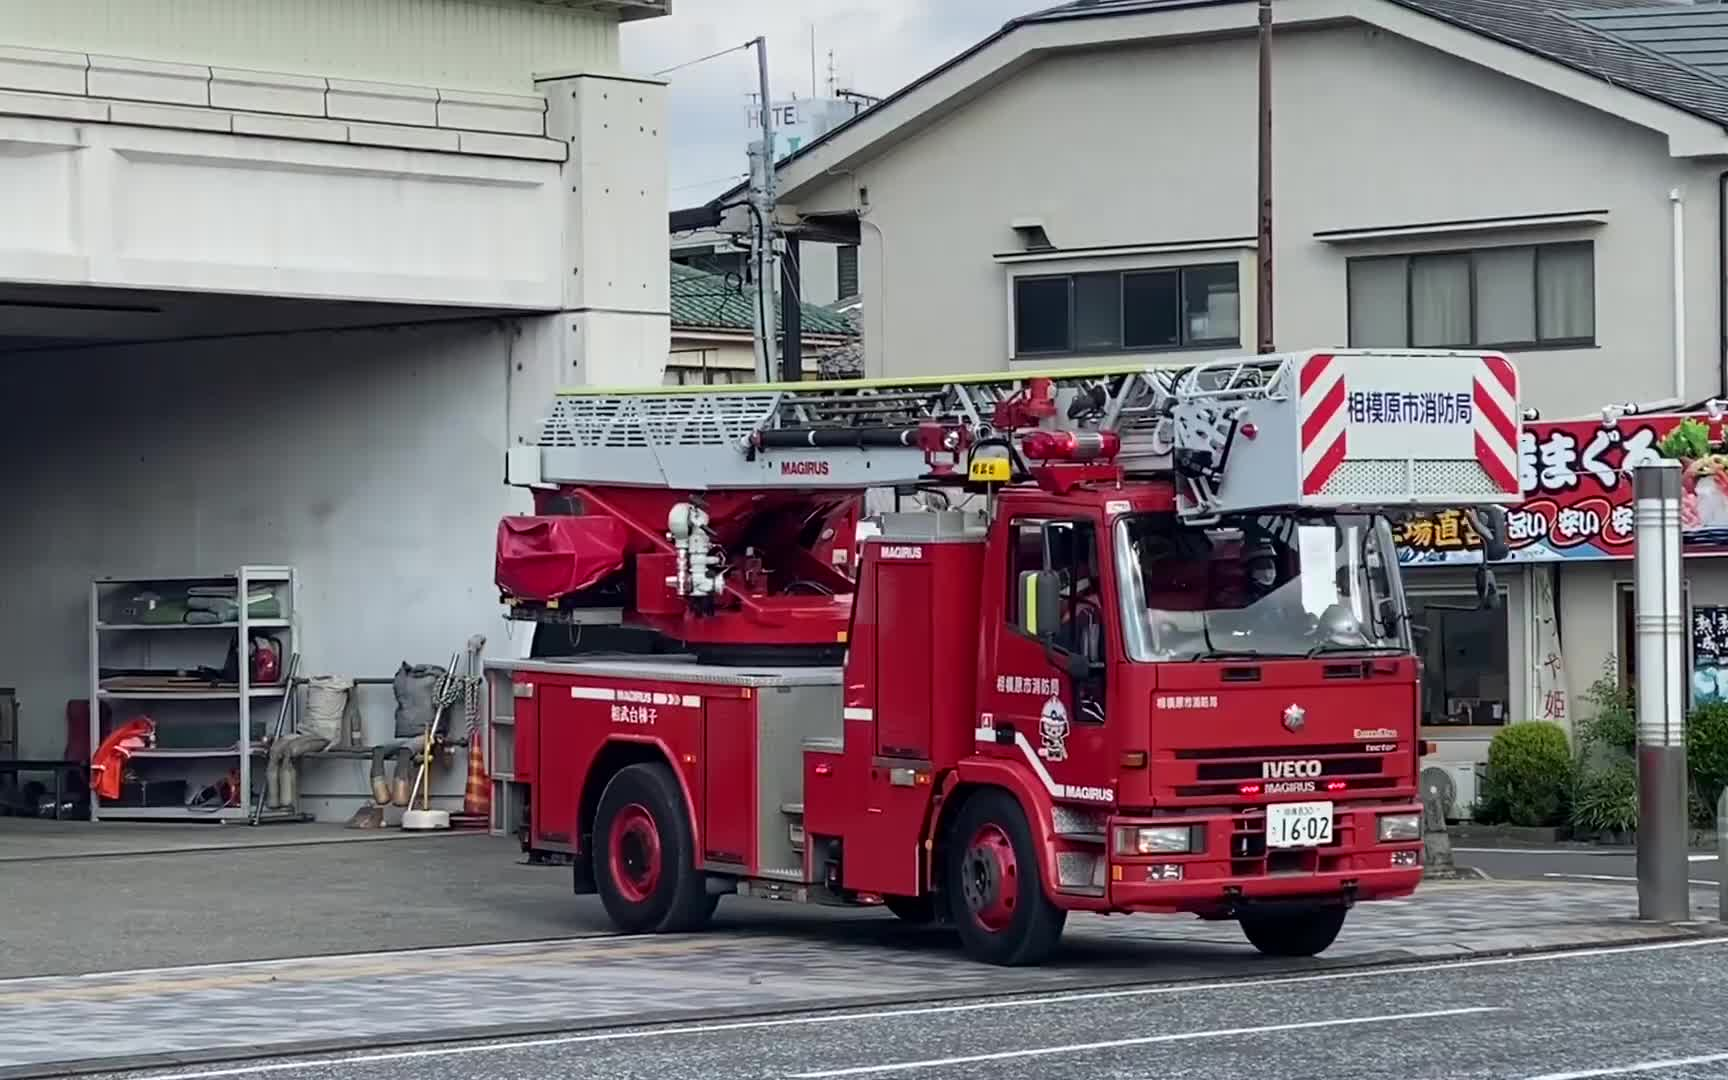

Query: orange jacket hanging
[{"left": 90, "top": 717, "right": 155, "bottom": 800}]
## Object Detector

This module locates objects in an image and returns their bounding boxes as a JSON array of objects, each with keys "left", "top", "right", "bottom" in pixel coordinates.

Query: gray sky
[{"left": 622, "top": 2, "right": 1032, "bottom": 205}]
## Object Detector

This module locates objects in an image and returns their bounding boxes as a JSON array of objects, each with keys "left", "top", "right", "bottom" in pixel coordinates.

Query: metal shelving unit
[{"left": 89, "top": 566, "right": 299, "bottom": 823}]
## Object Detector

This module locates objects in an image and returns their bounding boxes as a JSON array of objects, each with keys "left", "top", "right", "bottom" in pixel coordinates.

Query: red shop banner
[{"left": 1396, "top": 411, "right": 1728, "bottom": 565}]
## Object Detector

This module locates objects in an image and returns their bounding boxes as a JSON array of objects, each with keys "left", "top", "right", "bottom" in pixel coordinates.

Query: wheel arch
[
  {"left": 932, "top": 762, "right": 1065, "bottom": 906},
  {"left": 577, "top": 737, "right": 700, "bottom": 869}
]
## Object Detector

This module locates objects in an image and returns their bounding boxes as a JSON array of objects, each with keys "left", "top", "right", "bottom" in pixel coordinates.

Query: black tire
[
  {"left": 1239, "top": 906, "right": 1348, "bottom": 957},
  {"left": 945, "top": 790, "right": 1066, "bottom": 965},
  {"left": 593, "top": 763, "right": 713, "bottom": 934},
  {"left": 883, "top": 895, "right": 938, "bottom": 925}
]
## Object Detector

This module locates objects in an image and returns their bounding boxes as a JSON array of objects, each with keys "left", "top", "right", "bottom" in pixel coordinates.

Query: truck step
[
  {"left": 781, "top": 802, "right": 804, "bottom": 816},
  {"left": 789, "top": 821, "right": 805, "bottom": 851}
]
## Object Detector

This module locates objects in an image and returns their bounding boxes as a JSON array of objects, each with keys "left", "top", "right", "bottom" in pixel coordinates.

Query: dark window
[
  {"left": 1012, "top": 264, "right": 1240, "bottom": 357},
  {"left": 1014, "top": 277, "right": 1072, "bottom": 354},
  {"left": 1409, "top": 591, "right": 1509, "bottom": 728},
  {"left": 1347, "top": 242, "right": 1595, "bottom": 350},
  {"left": 1007, "top": 518, "right": 1102, "bottom": 664},
  {"left": 836, "top": 244, "right": 859, "bottom": 299}
]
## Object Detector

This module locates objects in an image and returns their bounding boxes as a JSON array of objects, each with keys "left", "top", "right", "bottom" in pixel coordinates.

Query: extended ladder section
[{"left": 503, "top": 349, "right": 1523, "bottom": 519}]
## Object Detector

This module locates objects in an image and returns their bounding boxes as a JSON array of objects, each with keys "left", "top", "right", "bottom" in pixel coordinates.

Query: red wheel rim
[
  {"left": 608, "top": 803, "right": 661, "bottom": 903},
  {"left": 960, "top": 823, "right": 1019, "bottom": 933}
]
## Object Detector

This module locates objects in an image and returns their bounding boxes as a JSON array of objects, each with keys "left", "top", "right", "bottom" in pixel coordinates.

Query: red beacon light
[{"left": 1021, "top": 430, "right": 1122, "bottom": 463}]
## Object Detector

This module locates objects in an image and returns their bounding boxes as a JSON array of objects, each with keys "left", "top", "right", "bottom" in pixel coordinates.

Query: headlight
[
  {"left": 1377, "top": 812, "right": 1421, "bottom": 842},
  {"left": 1114, "top": 825, "right": 1202, "bottom": 855}
]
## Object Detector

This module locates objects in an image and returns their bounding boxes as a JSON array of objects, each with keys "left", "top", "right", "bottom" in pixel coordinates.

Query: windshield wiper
[
  {"left": 1304, "top": 643, "right": 1403, "bottom": 658},
  {"left": 1192, "top": 650, "right": 1306, "bottom": 661}
]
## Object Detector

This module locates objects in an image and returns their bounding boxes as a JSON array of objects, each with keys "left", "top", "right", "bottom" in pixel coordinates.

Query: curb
[{"left": 4, "top": 927, "right": 1722, "bottom": 1080}]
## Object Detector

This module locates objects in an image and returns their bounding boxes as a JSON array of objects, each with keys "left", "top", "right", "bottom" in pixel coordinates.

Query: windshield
[{"left": 1114, "top": 512, "right": 1408, "bottom": 661}]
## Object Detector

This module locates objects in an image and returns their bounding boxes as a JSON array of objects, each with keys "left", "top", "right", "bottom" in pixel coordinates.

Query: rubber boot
[
  {"left": 265, "top": 757, "right": 284, "bottom": 810},
  {"left": 370, "top": 773, "right": 391, "bottom": 806},
  {"left": 392, "top": 774, "right": 412, "bottom": 808}
]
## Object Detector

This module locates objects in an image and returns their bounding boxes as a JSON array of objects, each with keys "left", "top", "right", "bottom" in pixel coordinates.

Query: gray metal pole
[
  {"left": 749, "top": 36, "right": 780, "bottom": 382},
  {"left": 1634, "top": 459, "right": 1690, "bottom": 921},
  {"left": 1255, "top": 0, "right": 1274, "bottom": 354},
  {"left": 781, "top": 233, "right": 803, "bottom": 381},
  {"left": 1718, "top": 789, "right": 1727, "bottom": 921}
]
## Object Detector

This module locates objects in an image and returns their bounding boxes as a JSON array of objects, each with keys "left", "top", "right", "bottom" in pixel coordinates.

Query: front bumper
[{"left": 1102, "top": 801, "right": 1422, "bottom": 915}]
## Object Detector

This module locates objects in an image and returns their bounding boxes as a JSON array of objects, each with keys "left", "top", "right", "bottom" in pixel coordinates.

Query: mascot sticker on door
[{"left": 1038, "top": 695, "right": 1070, "bottom": 762}]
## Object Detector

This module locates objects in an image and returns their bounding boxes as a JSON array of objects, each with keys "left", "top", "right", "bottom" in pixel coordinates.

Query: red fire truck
[{"left": 488, "top": 349, "right": 1519, "bottom": 965}]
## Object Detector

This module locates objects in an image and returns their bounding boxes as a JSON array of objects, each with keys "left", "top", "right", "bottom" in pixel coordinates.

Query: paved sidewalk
[{"left": 1, "top": 879, "right": 1718, "bottom": 1078}]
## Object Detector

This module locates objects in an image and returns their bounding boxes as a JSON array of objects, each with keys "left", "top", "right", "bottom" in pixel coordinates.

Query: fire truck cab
[{"left": 491, "top": 349, "right": 1520, "bottom": 965}]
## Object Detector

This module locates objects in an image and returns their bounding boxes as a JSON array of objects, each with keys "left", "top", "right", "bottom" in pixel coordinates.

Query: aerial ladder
[{"left": 497, "top": 351, "right": 1520, "bottom": 661}]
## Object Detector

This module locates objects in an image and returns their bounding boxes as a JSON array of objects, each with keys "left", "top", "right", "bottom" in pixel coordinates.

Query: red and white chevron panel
[{"left": 1297, "top": 352, "right": 1519, "bottom": 499}]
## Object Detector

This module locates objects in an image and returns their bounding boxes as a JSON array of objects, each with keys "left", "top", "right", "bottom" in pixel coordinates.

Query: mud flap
[{"left": 573, "top": 850, "right": 597, "bottom": 894}]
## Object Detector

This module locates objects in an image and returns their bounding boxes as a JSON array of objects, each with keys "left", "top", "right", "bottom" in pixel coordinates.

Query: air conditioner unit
[{"left": 1420, "top": 761, "right": 1481, "bottom": 822}]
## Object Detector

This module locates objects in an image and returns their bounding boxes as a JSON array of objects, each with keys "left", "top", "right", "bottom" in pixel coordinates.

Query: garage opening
[{"left": 0, "top": 284, "right": 538, "bottom": 825}]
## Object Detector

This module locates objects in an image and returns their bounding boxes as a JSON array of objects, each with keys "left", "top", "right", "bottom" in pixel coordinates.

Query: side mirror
[
  {"left": 1019, "top": 570, "right": 1062, "bottom": 640},
  {"left": 1471, "top": 507, "right": 1510, "bottom": 563},
  {"left": 1475, "top": 565, "right": 1501, "bottom": 610}
]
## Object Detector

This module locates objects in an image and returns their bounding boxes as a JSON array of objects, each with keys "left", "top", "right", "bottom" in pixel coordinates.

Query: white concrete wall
[
  {"left": 0, "top": 110, "right": 565, "bottom": 308},
  {"left": 0, "top": 0, "right": 620, "bottom": 92},
  {"left": 1557, "top": 558, "right": 1728, "bottom": 724},
  {"left": 0, "top": 320, "right": 533, "bottom": 763},
  {"left": 791, "top": 24, "right": 1722, "bottom": 418}
]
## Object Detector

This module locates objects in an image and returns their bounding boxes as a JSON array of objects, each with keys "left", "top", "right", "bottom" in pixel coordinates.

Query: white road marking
[
  {"left": 1522, "top": 1050, "right": 1728, "bottom": 1078},
  {"left": 0, "top": 934, "right": 617, "bottom": 986},
  {"left": 116, "top": 938, "right": 1728, "bottom": 1080},
  {"left": 1453, "top": 848, "right": 1719, "bottom": 863},
  {"left": 1455, "top": 848, "right": 1613, "bottom": 856},
  {"left": 1541, "top": 872, "right": 1717, "bottom": 887},
  {"left": 786, "top": 1007, "right": 1500, "bottom": 1078}
]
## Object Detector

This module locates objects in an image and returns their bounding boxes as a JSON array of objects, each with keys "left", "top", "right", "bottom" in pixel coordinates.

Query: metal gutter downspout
[
  {"left": 1672, "top": 188, "right": 1688, "bottom": 408},
  {"left": 1719, "top": 170, "right": 1727, "bottom": 400},
  {"left": 1623, "top": 189, "right": 1693, "bottom": 417}
]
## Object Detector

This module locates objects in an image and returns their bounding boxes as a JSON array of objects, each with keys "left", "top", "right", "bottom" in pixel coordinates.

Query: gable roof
[
  {"left": 724, "top": 0, "right": 1728, "bottom": 205},
  {"left": 1566, "top": 1, "right": 1728, "bottom": 85},
  {"left": 1392, "top": 0, "right": 1728, "bottom": 127},
  {"left": 1029, "top": 0, "right": 1728, "bottom": 126},
  {"left": 669, "top": 262, "right": 856, "bottom": 337}
]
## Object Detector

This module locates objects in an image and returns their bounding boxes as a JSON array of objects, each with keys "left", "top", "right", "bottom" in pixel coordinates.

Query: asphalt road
[
  {"left": 87, "top": 937, "right": 1728, "bottom": 1080},
  {"left": 1459, "top": 846, "right": 1725, "bottom": 888}
]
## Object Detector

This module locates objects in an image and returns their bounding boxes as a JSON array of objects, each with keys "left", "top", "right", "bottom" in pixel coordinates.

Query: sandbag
[
  {"left": 393, "top": 663, "right": 446, "bottom": 738},
  {"left": 303, "top": 676, "right": 353, "bottom": 743}
]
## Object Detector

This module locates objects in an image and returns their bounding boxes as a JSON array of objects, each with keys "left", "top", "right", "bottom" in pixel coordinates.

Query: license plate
[{"left": 1266, "top": 801, "right": 1334, "bottom": 848}]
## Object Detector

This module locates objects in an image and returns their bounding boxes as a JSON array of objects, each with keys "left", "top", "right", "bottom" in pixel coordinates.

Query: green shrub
[
  {"left": 1571, "top": 759, "right": 1639, "bottom": 835},
  {"left": 1476, "top": 721, "right": 1573, "bottom": 827},
  {"left": 1576, "top": 658, "right": 1636, "bottom": 759},
  {"left": 1687, "top": 701, "right": 1728, "bottom": 820}
]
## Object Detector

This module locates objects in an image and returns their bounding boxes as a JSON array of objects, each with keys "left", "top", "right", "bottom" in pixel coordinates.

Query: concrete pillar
[{"left": 505, "top": 72, "right": 670, "bottom": 448}]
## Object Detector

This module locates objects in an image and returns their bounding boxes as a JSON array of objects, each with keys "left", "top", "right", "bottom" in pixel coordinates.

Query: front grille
[
  {"left": 1175, "top": 743, "right": 1378, "bottom": 759},
  {"left": 1196, "top": 756, "right": 1382, "bottom": 782},
  {"left": 1226, "top": 805, "right": 1360, "bottom": 877},
  {"left": 1177, "top": 776, "right": 1398, "bottom": 799}
]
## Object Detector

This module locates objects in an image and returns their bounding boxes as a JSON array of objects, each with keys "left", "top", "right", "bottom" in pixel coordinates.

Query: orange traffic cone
[{"left": 453, "top": 731, "right": 491, "bottom": 829}]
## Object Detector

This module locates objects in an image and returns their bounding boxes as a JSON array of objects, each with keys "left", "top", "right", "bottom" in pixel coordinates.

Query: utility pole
[
  {"left": 1634, "top": 459, "right": 1690, "bottom": 921},
  {"left": 1256, "top": 0, "right": 1274, "bottom": 354},
  {"left": 781, "top": 236, "right": 804, "bottom": 381},
  {"left": 748, "top": 35, "right": 781, "bottom": 383}
]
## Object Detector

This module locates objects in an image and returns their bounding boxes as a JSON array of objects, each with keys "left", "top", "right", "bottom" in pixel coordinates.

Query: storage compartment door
[
  {"left": 875, "top": 561, "right": 933, "bottom": 759},
  {"left": 702, "top": 696, "right": 756, "bottom": 871}
]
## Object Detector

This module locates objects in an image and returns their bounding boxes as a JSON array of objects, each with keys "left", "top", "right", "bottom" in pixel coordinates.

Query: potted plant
[{"left": 1657, "top": 418, "right": 1728, "bottom": 531}]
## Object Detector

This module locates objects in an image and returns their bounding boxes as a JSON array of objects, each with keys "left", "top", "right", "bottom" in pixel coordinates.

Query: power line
[
  {"left": 652, "top": 40, "right": 753, "bottom": 78},
  {"left": 669, "top": 172, "right": 748, "bottom": 193}
]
